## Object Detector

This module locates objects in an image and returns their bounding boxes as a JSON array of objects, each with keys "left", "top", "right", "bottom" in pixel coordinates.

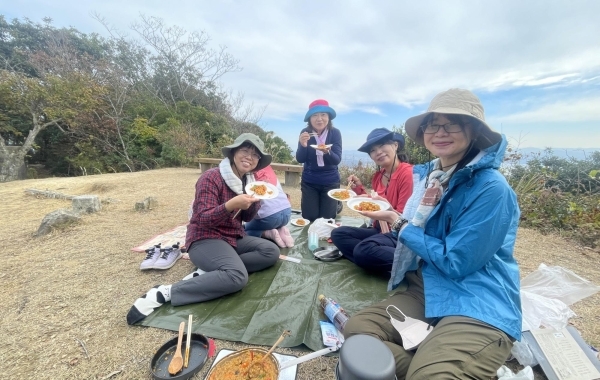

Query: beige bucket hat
[
  {"left": 405, "top": 88, "right": 502, "bottom": 150},
  {"left": 222, "top": 133, "right": 272, "bottom": 171}
]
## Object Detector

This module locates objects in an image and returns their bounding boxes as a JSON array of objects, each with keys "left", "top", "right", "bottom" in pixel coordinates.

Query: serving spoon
[
  {"left": 168, "top": 321, "right": 185, "bottom": 375},
  {"left": 246, "top": 329, "right": 291, "bottom": 375}
]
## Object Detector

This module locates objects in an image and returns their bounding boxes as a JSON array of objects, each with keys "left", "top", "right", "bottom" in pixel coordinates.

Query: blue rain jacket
[{"left": 395, "top": 135, "right": 522, "bottom": 341}]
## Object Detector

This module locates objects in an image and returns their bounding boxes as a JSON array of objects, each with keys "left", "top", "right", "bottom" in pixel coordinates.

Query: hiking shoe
[
  {"left": 277, "top": 226, "right": 295, "bottom": 248},
  {"left": 263, "top": 229, "right": 286, "bottom": 248},
  {"left": 153, "top": 243, "right": 182, "bottom": 270},
  {"left": 139, "top": 244, "right": 162, "bottom": 271}
]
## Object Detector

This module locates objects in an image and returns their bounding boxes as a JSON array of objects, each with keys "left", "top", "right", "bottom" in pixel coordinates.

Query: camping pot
[{"left": 335, "top": 335, "right": 396, "bottom": 380}]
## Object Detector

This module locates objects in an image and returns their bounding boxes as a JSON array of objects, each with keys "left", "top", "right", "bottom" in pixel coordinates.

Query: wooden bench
[{"left": 194, "top": 157, "right": 303, "bottom": 187}]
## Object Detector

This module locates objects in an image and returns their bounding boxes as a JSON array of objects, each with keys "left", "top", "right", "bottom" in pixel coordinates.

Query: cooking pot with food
[{"left": 205, "top": 345, "right": 340, "bottom": 379}]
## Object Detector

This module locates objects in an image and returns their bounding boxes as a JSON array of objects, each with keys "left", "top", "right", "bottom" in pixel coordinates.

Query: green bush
[
  {"left": 506, "top": 149, "right": 600, "bottom": 248},
  {"left": 338, "top": 161, "right": 378, "bottom": 190}
]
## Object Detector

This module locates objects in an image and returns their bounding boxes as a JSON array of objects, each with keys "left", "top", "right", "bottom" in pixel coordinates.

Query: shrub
[
  {"left": 339, "top": 161, "right": 377, "bottom": 189},
  {"left": 507, "top": 148, "right": 600, "bottom": 248}
]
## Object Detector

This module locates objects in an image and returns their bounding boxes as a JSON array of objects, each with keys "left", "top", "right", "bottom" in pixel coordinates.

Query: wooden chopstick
[
  {"left": 184, "top": 315, "right": 192, "bottom": 368},
  {"left": 380, "top": 221, "right": 390, "bottom": 233},
  {"left": 231, "top": 194, "right": 255, "bottom": 219}
]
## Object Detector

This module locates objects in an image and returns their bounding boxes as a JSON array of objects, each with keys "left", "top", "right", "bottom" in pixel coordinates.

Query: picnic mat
[
  {"left": 131, "top": 224, "right": 188, "bottom": 252},
  {"left": 137, "top": 216, "right": 401, "bottom": 352}
]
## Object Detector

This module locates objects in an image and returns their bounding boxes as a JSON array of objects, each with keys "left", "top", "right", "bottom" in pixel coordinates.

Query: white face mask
[{"left": 386, "top": 305, "right": 433, "bottom": 351}]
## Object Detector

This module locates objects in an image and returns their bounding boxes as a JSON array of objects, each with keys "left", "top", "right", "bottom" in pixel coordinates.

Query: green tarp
[{"left": 140, "top": 217, "right": 402, "bottom": 351}]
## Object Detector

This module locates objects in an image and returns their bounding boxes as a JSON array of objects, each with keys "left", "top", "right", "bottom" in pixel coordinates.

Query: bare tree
[{"left": 130, "top": 15, "right": 242, "bottom": 110}]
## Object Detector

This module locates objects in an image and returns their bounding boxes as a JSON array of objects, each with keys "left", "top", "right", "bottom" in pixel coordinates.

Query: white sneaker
[{"left": 139, "top": 244, "right": 161, "bottom": 271}]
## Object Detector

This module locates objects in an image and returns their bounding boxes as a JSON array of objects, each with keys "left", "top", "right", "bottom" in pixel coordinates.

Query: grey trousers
[
  {"left": 170, "top": 236, "right": 279, "bottom": 306},
  {"left": 344, "top": 268, "right": 513, "bottom": 380}
]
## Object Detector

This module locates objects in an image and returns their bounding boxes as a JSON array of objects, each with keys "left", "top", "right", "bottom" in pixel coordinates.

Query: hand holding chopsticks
[{"left": 231, "top": 193, "right": 257, "bottom": 219}]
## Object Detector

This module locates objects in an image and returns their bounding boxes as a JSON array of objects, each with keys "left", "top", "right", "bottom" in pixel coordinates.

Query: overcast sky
[{"left": 3, "top": 0, "right": 600, "bottom": 152}]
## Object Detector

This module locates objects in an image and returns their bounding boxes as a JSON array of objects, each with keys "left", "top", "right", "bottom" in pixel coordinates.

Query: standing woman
[
  {"left": 330, "top": 128, "right": 413, "bottom": 276},
  {"left": 296, "top": 99, "right": 342, "bottom": 221},
  {"left": 127, "top": 133, "right": 280, "bottom": 325},
  {"left": 343, "top": 89, "right": 521, "bottom": 380}
]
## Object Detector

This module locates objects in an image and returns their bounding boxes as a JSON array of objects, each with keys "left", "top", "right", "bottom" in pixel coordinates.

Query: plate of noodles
[
  {"left": 245, "top": 181, "right": 279, "bottom": 200},
  {"left": 310, "top": 144, "right": 333, "bottom": 150},
  {"left": 347, "top": 198, "right": 391, "bottom": 213},
  {"left": 327, "top": 188, "right": 357, "bottom": 201}
]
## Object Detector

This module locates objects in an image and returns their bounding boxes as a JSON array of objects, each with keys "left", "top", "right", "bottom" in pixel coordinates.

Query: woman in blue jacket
[
  {"left": 344, "top": 89, "right": 521, "bottom": 380},
  {"left": 296, "top": 99, "right": 342, "bottom": 221}
]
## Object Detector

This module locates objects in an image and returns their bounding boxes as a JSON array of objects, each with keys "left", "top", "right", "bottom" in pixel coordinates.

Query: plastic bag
[
  {"left": 521, "top": 290, "right": 575, "bottom": 331},
  {"left": 519, "top": 263, "right": 600, "bottom": 331},
  {"left": 497, "top": 365, "right": 534, "bottom": 380},
  {"left": 308, "top": 218, "right": 338, "bottom": 239},
  {"left": 510, "top": 340, "right": 538, "bottom": 367},
  {"left": 521, "top": 263, "right": 600, "bottom": 306}
]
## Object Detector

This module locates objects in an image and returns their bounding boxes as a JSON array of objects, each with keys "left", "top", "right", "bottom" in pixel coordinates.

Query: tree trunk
[{"left": 0, "top": 146, "right": 28, "bottom": 182}]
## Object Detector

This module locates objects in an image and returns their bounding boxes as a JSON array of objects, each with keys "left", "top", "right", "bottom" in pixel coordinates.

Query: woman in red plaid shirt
[{"left": 127, "top": 133, "right": 280, "bottom": 325}]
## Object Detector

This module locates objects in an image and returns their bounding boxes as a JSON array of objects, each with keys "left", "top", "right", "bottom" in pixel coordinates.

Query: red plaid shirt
[{"left": 185, "top": 167, "right": 260, "bottom": 249}]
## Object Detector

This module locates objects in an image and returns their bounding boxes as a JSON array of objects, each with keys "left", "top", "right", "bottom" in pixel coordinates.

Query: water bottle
[
  {"left": 308, "top": 232, "right": 319, "bottom": 251},
  {"left": 318, "top": 294, "right": 350, "bottom": 333}
]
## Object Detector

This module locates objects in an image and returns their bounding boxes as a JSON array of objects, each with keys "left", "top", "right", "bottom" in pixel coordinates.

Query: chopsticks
[
  {"left": 232, "top": 194, "right": 255, "bottom": 219},
  {"left": 184, "top": 314, "right": 192, "bottom": 368}
]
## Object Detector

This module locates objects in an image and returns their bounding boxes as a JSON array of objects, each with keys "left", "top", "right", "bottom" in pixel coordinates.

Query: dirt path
[{"left": 0, "top": 168, "right": 597, "bottom": 379}]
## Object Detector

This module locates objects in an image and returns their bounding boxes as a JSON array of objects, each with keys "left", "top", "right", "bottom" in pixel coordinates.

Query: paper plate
[
  {"left": 310, "top": 144, "right": 333, "bottom": 149},
  {"left": 245, "top": 181, "right": 279, "bottom": 199},
  {"left": 327, "top": 188, "right": 357, "bottom": 202},
  {"left": 347, "top": 198, "right": 391, "bottom": 213},
  {"left": 291, "top": 218, "right": 310, "bottom": 227}
]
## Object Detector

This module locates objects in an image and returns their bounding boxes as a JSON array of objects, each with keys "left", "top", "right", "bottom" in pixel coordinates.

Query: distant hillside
[
  {"left": 516, "top": 147, "right": 599, "bottom": 161},
  {"left": 293, "top": 148, "right": 600, "bottom": 167},
  {"left": 340, "top": 148, "right": 600, "bottom": 166}
]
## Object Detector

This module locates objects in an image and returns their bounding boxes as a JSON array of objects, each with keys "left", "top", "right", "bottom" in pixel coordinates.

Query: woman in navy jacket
[{"left": 296, "top": 99, "right": 342, "bottom": 221}]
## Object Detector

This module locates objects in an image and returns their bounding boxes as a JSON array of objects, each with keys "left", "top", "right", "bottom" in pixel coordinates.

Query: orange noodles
[
  {"left": 331, "top": 190, "right": 351, "bottom": 200},
  {"left": 317, "top": 143, "right": 327, "bottom": 149},
  {"left": 207, "top": 349, "right": 278, "bottom": 380},
  {"left": 353, "top": 201, "right": 381, "bottom": 212},
  {"left": 250, "top": 184, "right": 267, "bottom": 196}
]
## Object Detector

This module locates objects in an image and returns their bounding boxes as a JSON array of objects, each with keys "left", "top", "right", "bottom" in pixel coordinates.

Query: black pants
[{"left": 300, "top": 180, "right": 340, "bottom": 222}]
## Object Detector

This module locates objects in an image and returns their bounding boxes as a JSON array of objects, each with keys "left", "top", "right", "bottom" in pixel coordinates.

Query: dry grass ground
[{"left": 0, "top": 167, "right": 598, "bottom": 380}]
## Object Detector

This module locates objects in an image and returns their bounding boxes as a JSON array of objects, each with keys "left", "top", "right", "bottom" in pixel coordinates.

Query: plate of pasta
[
  {"left": 347, "top": 198, "right": 391, "bottom": 213},
  {"left": 327, "top": 188, "right": 357, "bottom": 201},
  {"left": 245, "top": 181, "right": 279, "bottom": 199},
  {"left": 310, "top": 144, "right": 333, "bottom": 150}
]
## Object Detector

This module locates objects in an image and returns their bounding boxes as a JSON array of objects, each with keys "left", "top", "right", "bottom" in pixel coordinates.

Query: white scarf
[
  {"left": 315, "top": 129, "right": 329, "bottom": 167},
  {"left": 219, "top": 157, "right": 256, "bottom": 194}
]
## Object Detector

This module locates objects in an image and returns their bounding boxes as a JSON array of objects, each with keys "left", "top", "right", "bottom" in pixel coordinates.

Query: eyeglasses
[
  {"left": 237, "top": 148, "right": 261, "bottom": 161},
  {"left": 420, "top": 123, "right": 462, "bottom": 134}
]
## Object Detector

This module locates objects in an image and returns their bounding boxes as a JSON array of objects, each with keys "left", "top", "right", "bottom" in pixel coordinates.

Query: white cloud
[{"left": 495, "top": 97, "right": 600, "bottom": 124}]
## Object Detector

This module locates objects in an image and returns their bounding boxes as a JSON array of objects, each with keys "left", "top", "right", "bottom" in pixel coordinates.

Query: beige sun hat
[
  {"left": 404, "top": 88, "right": 502, "bottom": 150},
  {"left": 222, "top": 133, "right": 272, "bottom": 171}
]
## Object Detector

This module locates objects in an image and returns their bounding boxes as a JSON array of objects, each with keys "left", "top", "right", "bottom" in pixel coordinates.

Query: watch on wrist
[{"left": 392, "top": 216, "right": 408, "bottom": 231}]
